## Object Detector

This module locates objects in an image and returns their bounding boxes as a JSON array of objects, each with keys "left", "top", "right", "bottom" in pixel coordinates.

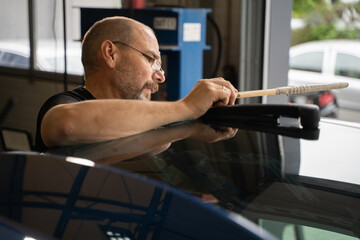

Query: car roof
[
  {"left": 290, "top": 39, "right": 360, "bottom": 55},
  {"left": 1, "top": 104, "right": 359, "bottom": 239}
]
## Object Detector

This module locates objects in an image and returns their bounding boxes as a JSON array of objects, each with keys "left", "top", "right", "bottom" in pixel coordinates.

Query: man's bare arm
[{"left": 41, "top": 78, "right": 237, "bottom": 148}]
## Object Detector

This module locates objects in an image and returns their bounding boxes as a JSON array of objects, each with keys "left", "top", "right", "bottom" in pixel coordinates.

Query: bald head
[{"left": 81, "top": 16, "right": 153, "bottom": 75}]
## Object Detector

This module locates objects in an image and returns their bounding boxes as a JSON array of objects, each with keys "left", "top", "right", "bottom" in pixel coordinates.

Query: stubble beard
[
  {"left": 120, "top": 83, "right": 156, "bottom": 101},
  {"left": 133, "top": 91, "right": 151, "bottom": 101},
  {"left": 124, "top": 81, "right": 159, "bottom": 101},
  {"left": 114, "top": 67, "right": 158, "bottom": 101}
]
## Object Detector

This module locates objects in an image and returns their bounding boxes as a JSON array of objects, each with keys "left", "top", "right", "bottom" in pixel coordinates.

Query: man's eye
[
  {"left": 142, "top": 54, "right": 152, "bottom": 63},
  {"left": 148, "top": 57, "right": 155, "bottom": 64}
]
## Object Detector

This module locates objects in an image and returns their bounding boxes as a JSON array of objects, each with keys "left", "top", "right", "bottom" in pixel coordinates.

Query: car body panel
[
  {"left": 288, "top": 40, "right": 360, "bottom": 110},
  {"left": 0, "top": 105, "right": 359, "bottom": 239},
  {"left": 0, "top": 152, "right": 275, "bottom": 240}
]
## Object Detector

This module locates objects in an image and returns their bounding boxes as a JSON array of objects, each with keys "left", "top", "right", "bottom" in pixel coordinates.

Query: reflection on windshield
[
  {"left": 299, "top": 120, "right": 360, "bottom": 185},
  {"left": 0, "top": 152, "right": 263, "bottom": 240},
  {"left": 49, "top": 120, "right": 360, "bottom": 240}
]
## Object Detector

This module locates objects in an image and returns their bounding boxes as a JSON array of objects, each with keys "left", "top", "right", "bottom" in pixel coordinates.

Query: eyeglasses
[{"left": 112, "top": 41, "right": 164, "bottom": 75}]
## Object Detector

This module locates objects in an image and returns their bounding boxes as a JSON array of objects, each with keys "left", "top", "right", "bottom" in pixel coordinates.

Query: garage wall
[
  {"left": 0, "top": 0, "right": 293, "bottom": 150},
  {"left": 0, "top": 0, "right": 243, "bottom": 148},
  {"left": 0, "top": 75, "right": 78, "bottom": 149}
]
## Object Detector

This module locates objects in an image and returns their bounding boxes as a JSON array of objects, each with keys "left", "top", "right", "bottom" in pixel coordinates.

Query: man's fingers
[
  {"left": 214, "top": 88, "right": 230, "bottom": 106},
  {"left": 211, "top": 78, "right": 237, "bottom": 105},
  {"left": 215, "top": 84, "right": 237, "bottom": 106},
  {"left": 212, "top": 78, "right": 238, "bottom": 91},
  {"left": 182, "top": 77, "right": 238, "bottom": 119}
]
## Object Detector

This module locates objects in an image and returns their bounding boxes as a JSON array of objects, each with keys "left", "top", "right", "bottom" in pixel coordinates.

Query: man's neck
[{"left": 84, "top": 74, "right": 118, "bottom": 99}]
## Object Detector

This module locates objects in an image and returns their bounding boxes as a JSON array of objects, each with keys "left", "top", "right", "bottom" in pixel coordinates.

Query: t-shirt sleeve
[{"left": 35, "top": 94, "right": 81, "bottom": 152}]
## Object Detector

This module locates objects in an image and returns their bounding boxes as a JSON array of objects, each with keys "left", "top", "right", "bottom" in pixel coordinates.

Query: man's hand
[
  {"left": 180, "top": 78, "right": 238, "bottom": 119},
  {"left": 189, "top": 123, "right": 238, "bottom": 143}
]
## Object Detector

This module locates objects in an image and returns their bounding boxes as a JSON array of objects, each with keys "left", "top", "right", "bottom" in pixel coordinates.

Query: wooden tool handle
[{"left": 236, "top": 82, "right": 349, "bottom": 98}]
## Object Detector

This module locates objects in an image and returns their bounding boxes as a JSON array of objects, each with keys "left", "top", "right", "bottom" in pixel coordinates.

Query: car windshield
[{"left": 49, "top": 115, "right": 360, "bottom": 240}]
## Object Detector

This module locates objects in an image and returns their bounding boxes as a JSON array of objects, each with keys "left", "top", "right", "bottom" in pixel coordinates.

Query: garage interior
[{"left": 0, "top": 0, "right": 293, "bottom": 151}]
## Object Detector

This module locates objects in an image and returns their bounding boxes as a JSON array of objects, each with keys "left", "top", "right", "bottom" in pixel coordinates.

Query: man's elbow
[{"left": 41, "top": 106, "right": 77, "bottom": 148}]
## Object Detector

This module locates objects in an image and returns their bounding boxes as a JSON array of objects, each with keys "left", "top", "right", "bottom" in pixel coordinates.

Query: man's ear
[{"left": 100, "top": 40, "right": 117, "bottom": 69}]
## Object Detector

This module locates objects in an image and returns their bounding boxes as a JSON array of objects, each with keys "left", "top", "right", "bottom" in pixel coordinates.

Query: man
[{"left": 35, "top": 16, "right": 238, "bottom": 151}]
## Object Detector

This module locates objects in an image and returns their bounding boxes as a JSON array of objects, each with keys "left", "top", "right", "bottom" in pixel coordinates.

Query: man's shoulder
[
  {"left": 38, "top": 86, "right": 94, "bottom": 116},
  {"left": 68, "top": 86, "right": 96, "bottom": 100},
  {"left": 52, "top": 86, "right": 95, "bottom": 102},
  {"left": 45, "top": 86, "right": 95, "bottom": 105}
]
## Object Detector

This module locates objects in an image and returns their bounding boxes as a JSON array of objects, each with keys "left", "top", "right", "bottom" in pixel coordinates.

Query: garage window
[
  {"left": 0, "top": 0, "right": 123, "bottom": 78},
  {"left": 0, "top": 2, "right": 29, "bottom": 69}
]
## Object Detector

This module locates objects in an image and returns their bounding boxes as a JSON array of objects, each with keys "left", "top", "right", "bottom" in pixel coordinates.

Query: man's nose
[{"left": 152, "top": 70, "right": 166, "bottom": 83}]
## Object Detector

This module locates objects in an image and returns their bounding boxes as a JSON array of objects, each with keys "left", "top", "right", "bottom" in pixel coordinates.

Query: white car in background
[
  {"left": 288, "top": 39, "right": 360, "bottom": 111},
  {"left": 0, "top": 40, "right": 83, "bottom": 75}
]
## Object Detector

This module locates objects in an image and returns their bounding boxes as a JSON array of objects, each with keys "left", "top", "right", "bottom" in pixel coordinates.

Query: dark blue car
[{"left": 0, "top": 104, "right": 359, "bottom": 240}]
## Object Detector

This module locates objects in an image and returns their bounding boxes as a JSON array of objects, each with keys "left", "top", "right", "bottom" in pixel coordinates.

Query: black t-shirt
[{"left": 35, "top": 87, "right": 95, "bottom": 152}]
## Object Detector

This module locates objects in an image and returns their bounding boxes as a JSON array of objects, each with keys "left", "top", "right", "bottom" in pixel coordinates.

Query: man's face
[{"left": 114, "top": 27, "right": 165, "bottom": 101}]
